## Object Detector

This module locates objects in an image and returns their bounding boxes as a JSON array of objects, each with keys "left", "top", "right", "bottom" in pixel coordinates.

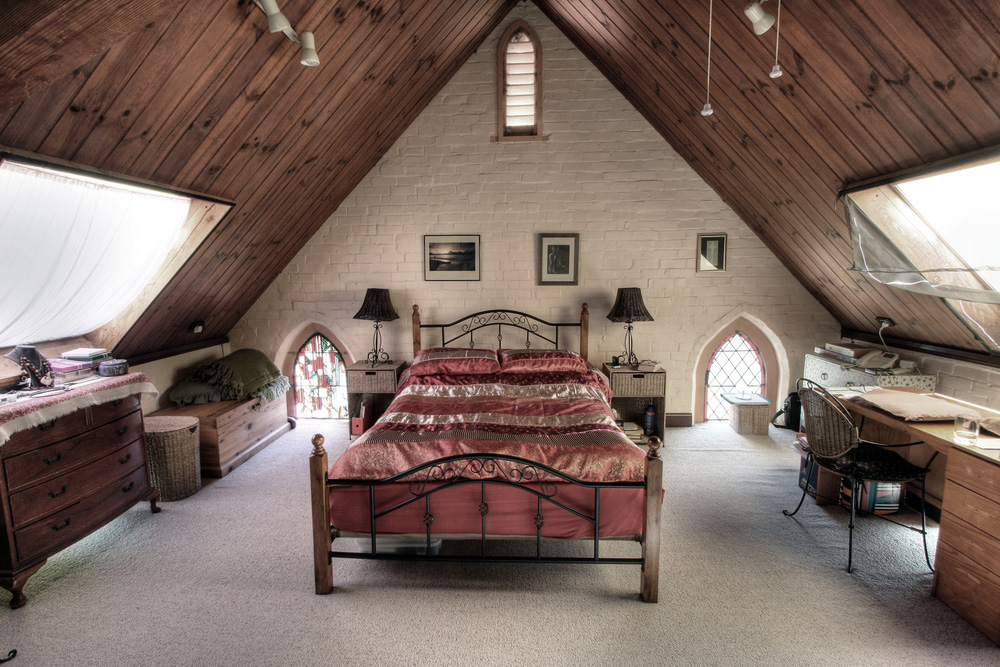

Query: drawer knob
[
  {"left": 112, "top": 399, "right": 124, "bottom": 407},
  {"left": 52, "top": 518, "right": 71, "bottom": 531},
  {"left": 121, "top": 481, "right": 135, "bottom": 493},
  {"left": 116, "top": 425, "right": 129, "bottom": 436},
  {"left": 43, "top": 452, "right": 64, "bottom": 465},
  {"left": 119, "top": 453, "right": 132, "bottom": 465},
  {"left": 48, "top": 484, "right": 68, "bottom": 499},
  {"left": 38, "top": 419, "right": 58, "bottom": 431}
]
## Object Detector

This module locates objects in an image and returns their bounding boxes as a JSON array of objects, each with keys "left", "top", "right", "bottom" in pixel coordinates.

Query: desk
[{"left": 840, "top": 391, "right": 1000, "bottom": 645}]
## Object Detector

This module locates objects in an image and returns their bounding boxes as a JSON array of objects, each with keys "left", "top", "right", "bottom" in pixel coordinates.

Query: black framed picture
[
  {"left": 697, "top": 233, "right": 727, "bottom": 272},
  {"left": 538, "top": 233, "right": 579, "bottom": 285},
  {"left": 424, "top": 235, "right": 481, "bottom": 281}
]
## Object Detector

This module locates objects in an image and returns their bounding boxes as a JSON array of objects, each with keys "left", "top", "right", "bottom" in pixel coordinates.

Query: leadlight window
[
  {"left": 497, "top": 21, "right": 542, "bottom": 139},
  {"left": 704, "top": 332, "right": 765, "bottom": 420},
  {"left": 294, "top": 334, "right": 347, "bottom": 419}
]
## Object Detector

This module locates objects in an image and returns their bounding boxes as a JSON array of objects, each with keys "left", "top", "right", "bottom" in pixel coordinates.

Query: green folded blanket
[{"left": 187, "top": 348, "right": 290, "bottom": 402}]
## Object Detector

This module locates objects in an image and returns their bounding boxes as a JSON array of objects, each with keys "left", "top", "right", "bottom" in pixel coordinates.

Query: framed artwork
[
  {"left": 697, "top": 233, "right": 727, "bottom": 272},
  {"left": 538, "top": 233, "right": 579, "bottom": 285},
  {"left": 424, "top": 235, "right": 481, "bottom": 281}
]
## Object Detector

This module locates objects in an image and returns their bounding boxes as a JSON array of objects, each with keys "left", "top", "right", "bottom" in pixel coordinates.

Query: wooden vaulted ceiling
[{"left": 2, "top": 0, "right": 1000, "bottom": 363}]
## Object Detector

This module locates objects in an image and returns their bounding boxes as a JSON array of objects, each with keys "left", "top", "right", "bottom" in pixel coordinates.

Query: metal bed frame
[{"left": 309, "top": 304, "right": 662, "bottom": 601}]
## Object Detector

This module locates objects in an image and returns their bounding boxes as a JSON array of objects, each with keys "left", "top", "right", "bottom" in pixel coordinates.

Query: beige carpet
[{"left": 1, "top": 420, "right": 996, "bottom": 666}]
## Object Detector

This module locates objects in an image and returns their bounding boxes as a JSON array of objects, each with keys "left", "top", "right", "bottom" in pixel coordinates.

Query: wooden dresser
[{"left": 1, "top": 388, "right": 159, "bottom": 608}]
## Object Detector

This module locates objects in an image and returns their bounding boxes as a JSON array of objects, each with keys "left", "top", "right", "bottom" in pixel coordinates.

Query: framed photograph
[
  {"left": 697, "top": 233, "right": 727, "bottom": 272},
  {"left": 538, "top": 233, "right": 579, "bottom": 285},
  {"left": 424, "top": 235, "right": 480, "bottom": 281}
]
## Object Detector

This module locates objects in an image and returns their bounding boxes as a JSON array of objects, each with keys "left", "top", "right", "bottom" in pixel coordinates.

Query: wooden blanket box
[{"left": 150, "top": 397, "right": 291, "bottom": 478}]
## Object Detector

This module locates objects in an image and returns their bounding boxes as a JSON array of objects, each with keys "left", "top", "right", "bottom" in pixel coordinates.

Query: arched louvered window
[
  {"left": 293, "top": 333, "right": 347, "bottom": 419},
  {"left": 497, "top": 21, "right": 542, "bottom": 139},
  {"left": 704, "top": 331, "right": 766, "bottom": 420}
]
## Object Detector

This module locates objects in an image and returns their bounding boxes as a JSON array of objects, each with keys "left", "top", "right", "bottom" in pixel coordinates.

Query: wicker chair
[{"left": 784, "top": 378, "right": 937, "bottom": 573}]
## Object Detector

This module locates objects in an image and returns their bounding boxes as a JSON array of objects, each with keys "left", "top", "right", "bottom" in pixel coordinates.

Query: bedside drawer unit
[
  {"left": 346, "top": 361, "right": 405, "bottom": 436},
  {"left": 602, "top": 364, "right": 667, "bottom": 441},
  {"left": 347, "top": 363, "right": 402, "bottom": 394}
]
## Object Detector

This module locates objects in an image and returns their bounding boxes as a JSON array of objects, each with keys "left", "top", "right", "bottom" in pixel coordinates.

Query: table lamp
[
  {"left": 353, "top": 288, "right": 399, "bottom": 367},
  {"left": 606, "top": 287, "right": 653, "bottom": 367}
]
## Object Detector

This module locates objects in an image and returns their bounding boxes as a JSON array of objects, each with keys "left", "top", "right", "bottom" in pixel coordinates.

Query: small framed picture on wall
[
  {"left": 424, "top": 235, "right": 481, "bottom": 281},
  {"left": 696, "top": 233, "right": 727, "bottom": 272},
  {"left": 538, "top": 233, "right": 579, "bottom": 285}
]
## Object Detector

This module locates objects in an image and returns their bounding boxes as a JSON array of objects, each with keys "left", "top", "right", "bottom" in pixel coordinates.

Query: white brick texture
[{"left": 230, "top": 4, "right": 847, "bottom": 415}]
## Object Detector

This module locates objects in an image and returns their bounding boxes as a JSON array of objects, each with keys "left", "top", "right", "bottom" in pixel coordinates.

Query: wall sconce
[
  {"left": 607, "top": 287, "right": 654, "bottom": 368},
  {"left": 251, "top": 0, "right": 320, "bottom": 66},
  {"left": 353, "top": 288, "right": 399, "bottom": 367}
]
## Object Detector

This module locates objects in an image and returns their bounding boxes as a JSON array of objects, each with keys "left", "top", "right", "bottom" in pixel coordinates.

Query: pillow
[
  {"left": 499, "top": 349, "right": 588, "bottom": 374},
  {"left": 409, "top": 348, "right": 501, "bottom": 376},
  {"left": 168, "top": 380, "right": 236, "bottom": 406}
]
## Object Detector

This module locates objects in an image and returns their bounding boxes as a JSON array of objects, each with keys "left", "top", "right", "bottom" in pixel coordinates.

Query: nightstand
[
  {"left": 345, "top": 360, "right": 405, "bottom": 436},
  {"left": 603, "top": 364, "right": 666, "bottom": 440}
]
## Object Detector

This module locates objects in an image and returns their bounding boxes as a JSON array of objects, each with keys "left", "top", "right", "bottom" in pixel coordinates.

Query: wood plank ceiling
[{"left": 2, "top": 0, "right": 1000, "bottom": 362}]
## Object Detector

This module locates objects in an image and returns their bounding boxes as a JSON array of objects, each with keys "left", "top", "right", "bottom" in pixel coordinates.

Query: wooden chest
[
  {"left": 149, "top": 397, "right": 290, "bottom": 478},
  {"left": 1, "top": 394, "right": 159, "bottom": 608}
]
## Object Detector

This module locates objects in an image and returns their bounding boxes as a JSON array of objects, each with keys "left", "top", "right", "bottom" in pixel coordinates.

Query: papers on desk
[{"left": 845, "top": 387, "right": 975, "bottom": 422}]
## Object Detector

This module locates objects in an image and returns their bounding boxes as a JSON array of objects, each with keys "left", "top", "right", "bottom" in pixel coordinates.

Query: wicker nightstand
[
  {"left": 346, "top": 360, "right": 405, "bottom": 436},
  {"left": 603, "top": 364, "right": 666, "bottom": 440}
]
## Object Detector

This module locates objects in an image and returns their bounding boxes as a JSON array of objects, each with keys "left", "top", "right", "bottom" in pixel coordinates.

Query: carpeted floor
[{"left": 1, "top": 420, "right": 996, "bottom": 666}]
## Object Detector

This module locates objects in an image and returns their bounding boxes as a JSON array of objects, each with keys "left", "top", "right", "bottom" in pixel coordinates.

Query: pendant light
[
  {"left": 701, "top": 0, "right": 715, "bottom": 117},
  {"left": 769, "top": 0, "right": 783, "bottom": 79}
]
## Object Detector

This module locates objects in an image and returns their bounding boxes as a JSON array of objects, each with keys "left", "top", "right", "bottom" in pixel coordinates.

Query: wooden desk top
[{"left": 837, "top": 389, "right": 1000, "bottom": 467}]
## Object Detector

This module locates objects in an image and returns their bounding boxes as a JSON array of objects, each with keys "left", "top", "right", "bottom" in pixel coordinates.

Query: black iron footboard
[
  {"left": 310, "top": 435, "right": 663, "bottom": 601},
  {"left": 328, "top": 453, "right": 644, "bottom": 564}
]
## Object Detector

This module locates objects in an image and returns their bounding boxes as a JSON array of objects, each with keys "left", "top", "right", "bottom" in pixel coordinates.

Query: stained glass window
[{"left": 294, "top": 334, "right": 347, "bottom": 419}]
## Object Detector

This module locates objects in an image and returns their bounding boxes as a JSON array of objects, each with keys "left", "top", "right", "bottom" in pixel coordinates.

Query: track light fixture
[
  {"left": 745, "top": 1, "right": 783, "bottom": 79},
  {"left": 701, "top": 0, "right": 715, "bottom": 117},
  {"left": 251, "top": 0, "right": 320, "bottom": 67}
]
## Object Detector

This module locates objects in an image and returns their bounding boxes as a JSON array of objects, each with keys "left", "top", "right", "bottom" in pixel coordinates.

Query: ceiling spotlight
[
  {"left": 259, "top": 0, "right": 291, "bottom": 34},
  {"left": 299, "top": 32, "right": 319, "bottom": 67},
  {"left": 251, "top": 0, "right": 319, "bottom": 67},
  {"left": 744, "top": 1, "right": 776, "bottom": 35}
]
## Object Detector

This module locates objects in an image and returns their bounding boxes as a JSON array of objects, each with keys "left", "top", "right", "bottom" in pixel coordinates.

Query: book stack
[
  {"left": 621, "top": 421, "right": 646, "bottom": 445},
  {"left": 60, "top": 348, "right": 110, "bottom": 363},
  {"left": 813, "top": 343, "right": 873, "bottom": 365}
]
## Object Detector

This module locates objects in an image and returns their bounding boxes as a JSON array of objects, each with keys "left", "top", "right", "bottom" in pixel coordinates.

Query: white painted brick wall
[{"left": 230, "top": 3, "right": 847, "bottom": 415}]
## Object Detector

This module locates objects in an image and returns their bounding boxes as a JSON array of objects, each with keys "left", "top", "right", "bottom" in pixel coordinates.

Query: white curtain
[{"left": 0, "top": 160, "right": 191, "bottom": 346}]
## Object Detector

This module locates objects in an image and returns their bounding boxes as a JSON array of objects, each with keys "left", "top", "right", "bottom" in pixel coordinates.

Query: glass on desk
[{"left": 954, "top": 414, "right": 980, "bottom": 446}]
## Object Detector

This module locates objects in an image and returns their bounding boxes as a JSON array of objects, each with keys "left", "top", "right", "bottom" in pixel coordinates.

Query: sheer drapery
[{"left": 0, "top": 160, "right": 191, "bottom": 346}]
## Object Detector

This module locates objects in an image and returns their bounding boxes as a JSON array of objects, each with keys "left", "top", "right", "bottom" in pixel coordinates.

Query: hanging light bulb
[
  {"left": 769, "top": 0, "right": 783, "bottom": 78},
  {"left": 702, "top": 0, "right": 715, "bottom": 117},
  {"left": 299, "top": 31, "right": 320, "bottom": 66},
  {"left": 744, "top": 2, "right": 776, "bottom": 35}
]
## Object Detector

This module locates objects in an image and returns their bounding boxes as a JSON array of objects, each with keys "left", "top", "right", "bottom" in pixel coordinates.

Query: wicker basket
[{"left": 144, "top": 416, "right": 201, "bottom": 501}]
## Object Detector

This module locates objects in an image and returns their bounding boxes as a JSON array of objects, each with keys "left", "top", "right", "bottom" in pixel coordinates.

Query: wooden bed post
[
  {"left": 580, "top": 303, "right": 589, "bottom": 362},
  {"left": 412, "top": 304, "right": 421, "bottom": 357},
  {"left": 310, "top": 435, "right": 333, "bottom": 594},
  {"left": 641, "top": 436, "right": 663, "bottom": 603}
]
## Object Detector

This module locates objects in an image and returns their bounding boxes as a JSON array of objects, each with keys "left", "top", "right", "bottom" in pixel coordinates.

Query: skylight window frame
[{"left": 840, "top": 147, "right": 1000, "bottom": 356}]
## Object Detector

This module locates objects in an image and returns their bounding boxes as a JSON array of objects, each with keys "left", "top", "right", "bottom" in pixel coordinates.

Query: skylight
[
  {"left": 0, "top": 159, "right": 192, "bottom": 347},
  {"left": 895, "top": 160, "right": 1000, "bottom": 292}
]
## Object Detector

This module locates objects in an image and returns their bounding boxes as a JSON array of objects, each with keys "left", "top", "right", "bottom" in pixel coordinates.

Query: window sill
[{"left": 491, "top": 134, "right": 549, "bottom": 143}]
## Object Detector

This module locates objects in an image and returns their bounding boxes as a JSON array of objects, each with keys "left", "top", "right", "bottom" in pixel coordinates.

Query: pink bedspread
[{"left": 327, "top": 369, "right": 650, "bottom": 538}]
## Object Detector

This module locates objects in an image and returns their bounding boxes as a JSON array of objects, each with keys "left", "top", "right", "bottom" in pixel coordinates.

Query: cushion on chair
[{"left": 813, "top": 442, "right": 927, "bottom": 483}]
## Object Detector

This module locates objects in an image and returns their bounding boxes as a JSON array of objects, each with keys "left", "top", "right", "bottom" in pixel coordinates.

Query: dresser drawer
[
  {"left": 942, "top": 478, "right": 1000, "bottom": 542},
  {"left": 4, "top": 410, "right": 143, "bottom": 492},
  {"left": 14, "top": 465, "right": 150, "bottom": 562},
  {"left": 946, "top": 448, "right": 1000, "bottom": 499},
  {"left": 8, "top": 439, "right": 146, "bottom": 528},
  {"left": 3, "top": 406, "right": 91, "bottom": 455},
  {"left": 90, "top": 395, "right": 142, "bottom": 429},
  {"left": 347, "top": 366, "right": 400, "bottom": 393},
  {"left": 605, "top": 370, "right": 666, "bottom": 397}
]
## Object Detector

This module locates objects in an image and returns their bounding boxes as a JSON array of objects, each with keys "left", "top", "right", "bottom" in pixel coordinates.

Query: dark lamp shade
[
  {"left": 607, "top": 287, "right": 654, "bottom": 323},
  {"left": 353, "top": 288, "right": 399, "bottom": 322}
]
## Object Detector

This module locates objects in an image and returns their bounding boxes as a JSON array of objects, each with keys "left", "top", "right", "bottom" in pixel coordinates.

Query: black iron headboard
[{"left": 411, "top": 304, "right": 590, "bottom": 361}]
